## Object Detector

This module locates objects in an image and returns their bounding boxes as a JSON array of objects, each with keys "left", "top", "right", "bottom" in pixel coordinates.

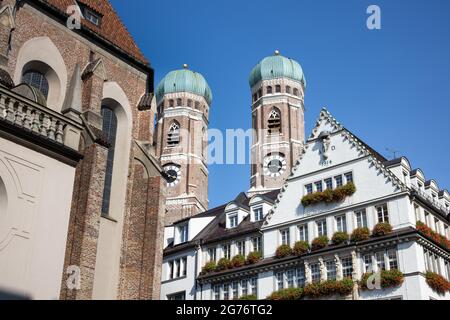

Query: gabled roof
[
  {"left": 39, "top": 0, "right": 148, "bottom": 65},
  {"left": 264, "top": 108, "right": 409, "bottom": 226},
  {"left": 164, "top": 190, "right": 280, "bottom": 255}
]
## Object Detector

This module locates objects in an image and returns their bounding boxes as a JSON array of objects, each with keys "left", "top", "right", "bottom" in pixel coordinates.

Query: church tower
[
  {"left": 155, "top": 65, "right": 211, "bottom": 225},
  {"left": 248, "top": 51, "right": 306, "bottom": 195}
]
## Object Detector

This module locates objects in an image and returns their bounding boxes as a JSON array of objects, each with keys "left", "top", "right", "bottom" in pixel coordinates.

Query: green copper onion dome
[
  {"left": 249, "top": 50, "right": 306, "bottom": 88},
  {"left": 156, "top": 65, "right": 212, "bottom": 105}
]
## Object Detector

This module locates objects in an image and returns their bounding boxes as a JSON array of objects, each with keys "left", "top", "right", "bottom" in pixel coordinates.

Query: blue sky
[{"left": 111, "top": 0, "right": 450, "bottom": 208}]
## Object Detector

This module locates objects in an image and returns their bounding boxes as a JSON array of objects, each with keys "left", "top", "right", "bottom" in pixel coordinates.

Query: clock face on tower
[
  {"left": 163, "top": 164, "right": 181, "bottom": 187},
  {"left": 263, "top": 154, "right": 287, "bottom": 178}
]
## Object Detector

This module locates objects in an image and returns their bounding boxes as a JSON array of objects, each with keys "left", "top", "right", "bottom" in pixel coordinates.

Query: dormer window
[
  {"left": 178, "top": 224, "right": 188, "bottom": 243},
  {"left": 253, "top": 207, "right": 264, "bottom": 221},
  {"left": 77, "top": 2, "right": 102, "bottom": 26},
  {"left": 229, "top": 214, "right": 238, "bottom": 228}
]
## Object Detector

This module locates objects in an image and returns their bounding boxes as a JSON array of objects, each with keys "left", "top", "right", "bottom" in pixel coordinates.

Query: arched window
[
  {"left": 22, "top": 70, "right": 49, "bottom": 98},
  {"left": 293, "top": 88, "right": 299, "bottom": 96},
  {"left": 286, "top": 86, "right": 291, "bottom": 94},
  {"left": 169, "top": 99, "right": 174, "bottom": 107},
  {"left": 267, "top": 86, "right": 273, "bottom": 95},
  {"left": 101, "top": 106, "right": 118, "bottom": 216},
  {"left": 177, "top": 98, "right": 182, "bottom": 106},
  {"left": 187, "top": 99, "right": 193, "bottom": 108},
  {"left": 168, "top": 121, "right": 180, "bottom": 146},
  {"left": 195, "top": 101, "right": 200, "bottom": 109},
  {"left": 268, "top": 108, "right": 281, "bottom": 134},
  {"left": 275, "top": 85, "right": 281, "bottom": 93}
]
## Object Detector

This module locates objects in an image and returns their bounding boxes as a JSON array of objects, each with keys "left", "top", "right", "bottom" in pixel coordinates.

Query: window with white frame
[
  {"left": 223, "top": 284, "right": 229, "bottom": 300},
  {"left": 414, "top": 205, "right": 420, "bottom": 223},
  {"left": 317, "top": 220, "right": 327, "bottom": 237},
  {"left": 363, "top": 254, "right": 373, "bottom": 273},
  {"left": 298, "top": 224, "right": 308, "bottom": 242},
  {"left": 241, "top": 279, "right": 248, "bottom": 297},
  {"left": 310, "top": 263, "right": 320, "bottom": 283},
  {"left": 305, "top": 184, "right": 313, "bottom": 195},
  {"left": 250, "top": 278, "right": 257, "bottom": 295},
  {"left": 212, "top": 285, "right": 221, "bottom": 300},
  {"left": 287, "top": 269, "right": 295, "bottom": 288},
  {"left": 254, "top": 206, "right": 264, "bottom": 221},
  {"left": 344, "top": 172, "right": 353, "bottom": 184},
  {"left": 167, "top": 257, "right": 187, "bottom": 280},
  {"left": 335, "top": 215, "right": 347, "bottom": 233},
  {"left": 314, "top": 181, "right": 323, "bottom": 193},
  {"left": 326, "top": 260, "right": 337, "bottom": 280},
  {"left": 335, "top": 175, "right": 343, "bottom": 187},
  {"left": 276, "top": 272, "right": 284, "bottom": 290},
  {"left": 236, "top": 240, "right": 246, "bottom": 256},
  {"left": 208, "top": 247, "right": 216, "bottom": 262},
  {"left": 325, "top": 178, "right": 333, "bottom": 190},
  {"left": 280, "top": 228, "right": 290, "bottom": 246},
  {"left": 434, "top": 218, "right": 440, "bottom": 234},
  {"left": 342, "top": 257, "right": 353, "bottom": 278},
  {"left": 167, "top": 292, "right": 186, "bottom": 300},
  {"left": 424, "top": 211, "right": 430, "bottom": 226},
  {"left": 222, "top": 244, "right": 231, "bottom": 259},
  {"left": 251, "top": 236, "right": 262, "bottom": 253},
  {"left": 178, "top": 224, "right": 188, "bottom": 243},
  {"left": 355, "top": 209, "right": 368, "bottom": 228},
  {"left": 388, "top": 249, "right": 398, "bottom": 270},
  {"left": 231, "top": 282, "right": 239, "bottom": 299},
  {"left": 376, "top": 204, "right": 389, "bottom": 223},
  {"left": 297, "top": 266, "right": 306, "bottom": 287},
  {"left": 229, "top": 214, "right": 238, "bottom": 228},
  {"left": 376, "top": 251, "right": 386, "bottom": 271}
]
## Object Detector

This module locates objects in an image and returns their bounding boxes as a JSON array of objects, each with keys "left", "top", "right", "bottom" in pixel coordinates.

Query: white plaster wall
[
  {"left": 160, "top": 250, "right": 197, "bottom": 300},
  {"left": 0, "top": 137, "right": 76, "bottom": 300}
]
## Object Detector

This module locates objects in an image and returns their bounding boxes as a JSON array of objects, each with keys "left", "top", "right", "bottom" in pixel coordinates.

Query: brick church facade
[{"left": 0, "top": 0, "right": 168, "bottom": 300}]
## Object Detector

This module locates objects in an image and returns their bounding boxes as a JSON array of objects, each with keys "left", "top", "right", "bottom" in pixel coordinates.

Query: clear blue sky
[{"left": 111, "top": 0, "right": 450, "bottom": 208}]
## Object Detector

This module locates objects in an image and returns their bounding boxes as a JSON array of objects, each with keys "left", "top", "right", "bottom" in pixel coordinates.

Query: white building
[{"left": 161, "top": 109, "right": 450, "bottom": 301}]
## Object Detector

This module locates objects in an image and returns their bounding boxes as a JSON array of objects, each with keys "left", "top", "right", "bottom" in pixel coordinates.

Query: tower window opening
[
  {"left": 268, "top": 108, "right": 281, "bottom": 134},
  {"left": 177, "top": 98, "right": 182, "bottom": 107},
  {"left": 187, "top": 99, "right": 192, "bottom": 107},
  {"left": 195, "top": 101, "right": 200, "bottom": 109},
  {"left": 286, "top": 86, "right": 291, "bottom": 94},
  {"left": 258, "top": 89, "right": 262, "bottom": 98},
  {"left": 168, "top": 122, "right": 181, "bottom": 146},
  {"left": 275, "top": 85, "right": 281, "bottom": 93},
  {"left": 169, "top": 99, "right": 174, "bottom": 107},
  {"left": 267, "top": 86, "right": 273, "bottom": 95},
  {"left": 293, "top": 88, "right": 299, "bottom": 96}
]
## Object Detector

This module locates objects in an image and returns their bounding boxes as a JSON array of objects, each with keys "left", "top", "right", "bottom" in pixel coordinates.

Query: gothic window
[
  {"left": 22, "top": 70, "right": 49, "bottom": 98},
  {"left": 177, "top": 98, "right": 182, "bottom": 106},
  {"left": 293, "top": 88, "right": 299, "bottom": 96},
  {"left": 267, "top": 86, "right": 273, "bottom": 94},
  {"left": 101, "top": 106, "right": 118, "bottom": 216},
  {"left": 167, "top": 121, "right": 180, "bottom": 146},
  {"left": 286, "top": 86, "right": 291, "bottom": 94},
  {"left": 275, "top": 85, "right": 281, "bottom": 93},
  {"left": 268, "top": 108, "right": 281, "bottom": 134}
]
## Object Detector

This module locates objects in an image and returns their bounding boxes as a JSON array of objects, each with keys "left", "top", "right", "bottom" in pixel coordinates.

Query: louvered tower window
[
  {"left": 168, "top": 122, "right": 180, "bottom": 146},
  {"left": 268, "top": 108, "right": 281, "bottom": 134}
]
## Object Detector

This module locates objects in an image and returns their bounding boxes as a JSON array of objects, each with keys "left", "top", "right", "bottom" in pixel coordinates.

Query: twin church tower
[{"left": 156, "top": 51, "right": 307, "bottom": 225}]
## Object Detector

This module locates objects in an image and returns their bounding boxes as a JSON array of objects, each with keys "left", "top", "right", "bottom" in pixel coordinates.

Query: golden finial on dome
[
  {"left": 183, "top": 64, "right": 189, "bottom": 69},
  {"left": 274, "top": 50, "right": 280, "bottom": 56}
]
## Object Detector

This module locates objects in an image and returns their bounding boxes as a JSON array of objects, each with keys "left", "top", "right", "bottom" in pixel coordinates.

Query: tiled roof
[
  {"left": 164, "top": 190, "right": 280, "bottom": 255},
  {"left": 40, "top": 0, "right": 148, "bottom": 65}
]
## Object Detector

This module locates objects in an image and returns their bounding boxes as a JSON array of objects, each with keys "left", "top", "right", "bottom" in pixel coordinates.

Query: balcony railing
[{"left": 0, "top": 86, "right": 82, "bottom": 151}]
